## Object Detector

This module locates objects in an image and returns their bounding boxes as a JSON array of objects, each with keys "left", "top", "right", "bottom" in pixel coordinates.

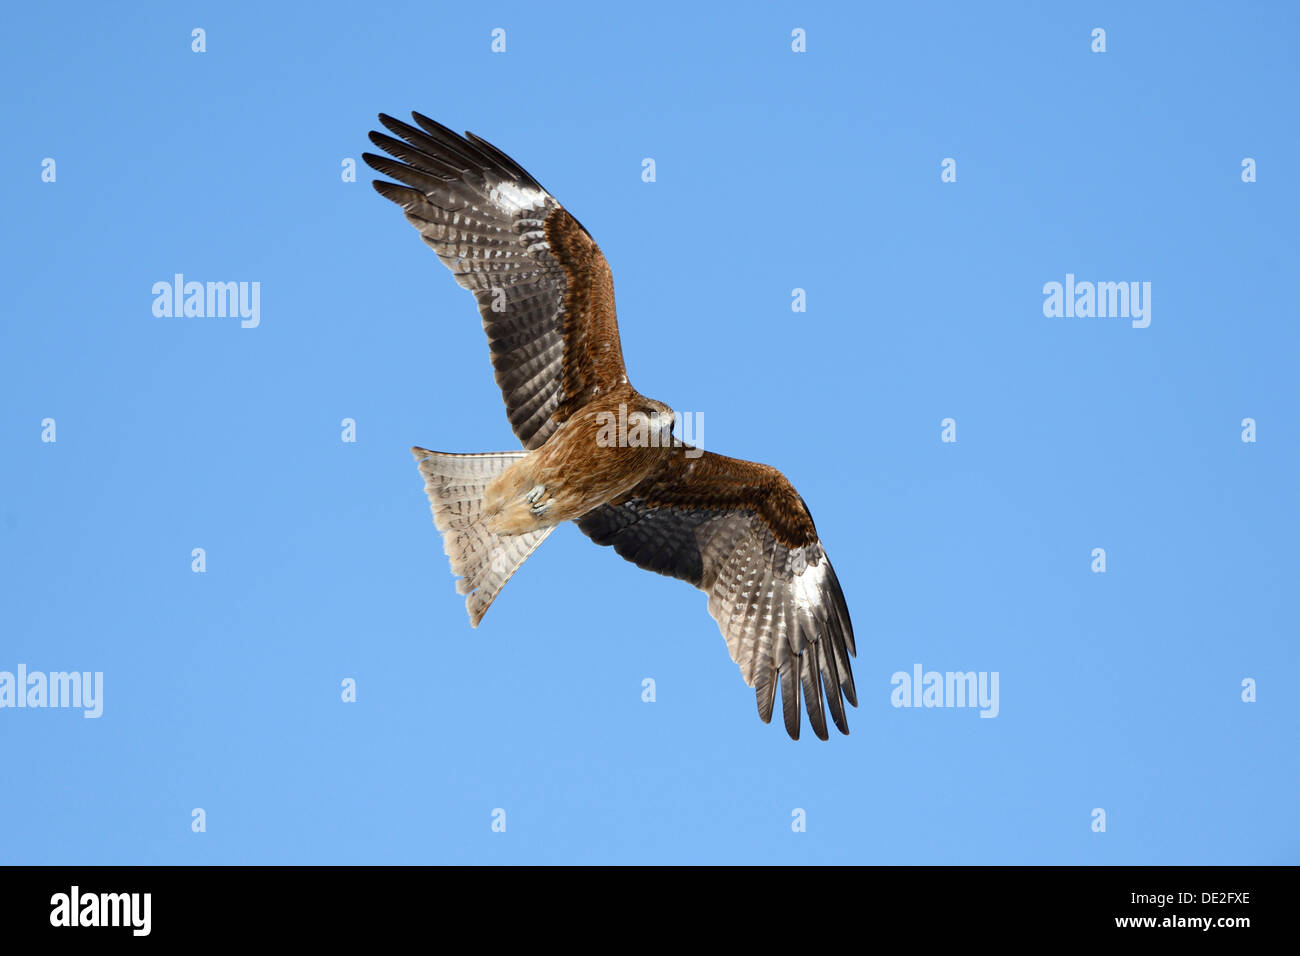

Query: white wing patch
[
  {"left": 488, "top": 181, "right": 549, "bottom": 215},
  {"left": 791, "top": 554, "right": 827, "bottom": 614}
]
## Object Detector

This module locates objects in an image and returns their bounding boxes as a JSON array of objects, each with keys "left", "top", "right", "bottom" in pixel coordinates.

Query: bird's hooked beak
[{"left": 658, "top": 409, "right": 676, "bottom": 442}]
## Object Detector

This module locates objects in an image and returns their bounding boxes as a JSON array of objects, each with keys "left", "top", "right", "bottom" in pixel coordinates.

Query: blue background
[{"left": 2, "top": 1, "right": 1296, "bottom": 864}]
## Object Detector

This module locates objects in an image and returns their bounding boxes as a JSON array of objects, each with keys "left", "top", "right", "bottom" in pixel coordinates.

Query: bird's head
[{"left": 628, "top": 399, "right": 676, "bottom": 445}]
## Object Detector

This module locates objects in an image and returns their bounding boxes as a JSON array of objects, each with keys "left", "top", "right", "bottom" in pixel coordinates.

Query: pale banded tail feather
[{"left": 412, "top": 447, "right": 555, "bottom": 627}]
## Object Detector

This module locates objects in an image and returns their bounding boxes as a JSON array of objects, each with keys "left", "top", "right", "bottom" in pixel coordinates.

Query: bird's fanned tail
[{"left": 412, "top": 447, "right": 555, "bottom": 627}]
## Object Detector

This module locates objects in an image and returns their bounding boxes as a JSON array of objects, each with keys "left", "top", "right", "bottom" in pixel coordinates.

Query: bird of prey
[{"left": 363, "top": 113, "right": 856, "bottom": 740}]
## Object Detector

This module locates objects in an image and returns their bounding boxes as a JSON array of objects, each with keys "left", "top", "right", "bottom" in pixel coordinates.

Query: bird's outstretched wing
[
  {"left": 577, "top": 448, "right": 857, "bottom": 740},
  {"left": 364, "top": 113, "right": 628, "bottom": 449}
]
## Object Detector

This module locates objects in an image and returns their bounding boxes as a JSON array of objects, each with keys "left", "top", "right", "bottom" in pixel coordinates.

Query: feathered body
[{"left": 481, "top": 387, "right": 674, "bottom": 535}]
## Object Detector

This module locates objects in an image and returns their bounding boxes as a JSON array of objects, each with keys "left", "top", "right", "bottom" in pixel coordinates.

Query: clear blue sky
[{"left": 1, "top": 1, "right": 1296, "bottom": 864}]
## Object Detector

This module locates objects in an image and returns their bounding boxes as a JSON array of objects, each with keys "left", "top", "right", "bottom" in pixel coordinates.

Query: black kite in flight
[{"left": 364, "top": 114, "right": 856, "bottom": 739}]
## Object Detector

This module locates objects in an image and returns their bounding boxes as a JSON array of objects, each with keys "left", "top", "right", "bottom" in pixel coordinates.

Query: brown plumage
[{"left": 366, "top": 113, "right": 856, "bottom": 740}]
